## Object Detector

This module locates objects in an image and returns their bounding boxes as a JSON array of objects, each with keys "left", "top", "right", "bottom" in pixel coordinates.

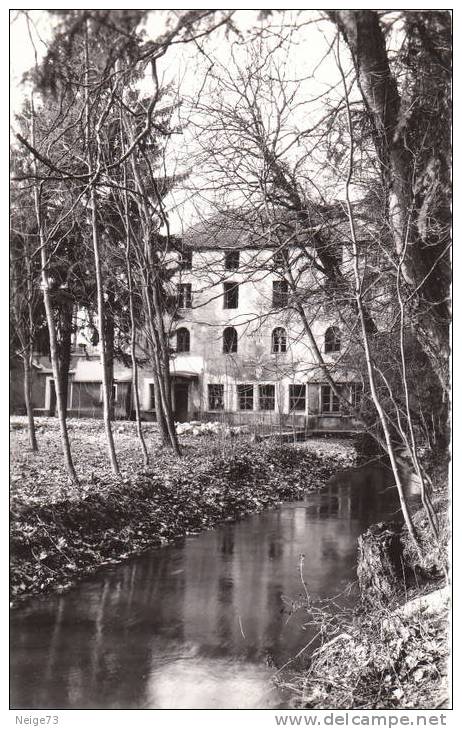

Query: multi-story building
[{"left": 11, "top": 215, "right": 363, "bottom": 433}]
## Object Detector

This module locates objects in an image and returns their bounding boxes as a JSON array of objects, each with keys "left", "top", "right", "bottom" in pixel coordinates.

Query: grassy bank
[{"left": 10, "top": 417, "right": 357, "bottom": 608}]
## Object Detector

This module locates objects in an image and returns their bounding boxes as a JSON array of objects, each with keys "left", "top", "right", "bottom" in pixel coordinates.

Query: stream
[{"left": 11, "top": 464, "right": 406, "bottom": 709}]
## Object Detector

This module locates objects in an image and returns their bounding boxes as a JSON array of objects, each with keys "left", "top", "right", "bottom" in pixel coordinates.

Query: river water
[{"left": 11, "top": 464, "right": 404, "bottom": 710}]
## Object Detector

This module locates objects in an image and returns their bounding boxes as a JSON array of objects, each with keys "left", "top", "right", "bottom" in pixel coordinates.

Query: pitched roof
[{"left": 182, "top": 204, "right": 374, "bottom": 251}]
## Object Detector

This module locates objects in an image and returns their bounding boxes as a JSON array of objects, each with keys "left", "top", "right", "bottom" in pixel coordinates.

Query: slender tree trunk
[
  {"left": 126, "top": 140, "right": 180, "bottom": 454},
  {"left": 89, "top": 188, "right": 120, "bottom": 475},
  {"left": 150, "top": 277, "right": 180, "bottom": 455},
  {"left": 31, "top": 94, "right": 77, "bottom": 483},
  {"left": 122, "top": 166, "right": 149, "bottom": 465},
  {"left": 337, "top": 46, "right": 421, "bottom": 556},
  {"left": 25, "top": 239, "right": 38, "bottom": 451},
  {"left": 397, "top": 253, "right": 439, "bottom": 542},
  {"left": 84, "top": 18, "right": 120, "bottom": 476},
  {"left": 57, "top": 300, "right": 73, "bottom": 419},
  {"left": 23, "top": 353, "right": 38, "bottom": 452},
  {"left": 152, "top": 370, "right": 170, "bottom": 443},
  {"left": 104, "top": 287, "right": 115, "bottom": 419},
  {"left": 145, "top": 294, "right": 179, "bottom": 454}
]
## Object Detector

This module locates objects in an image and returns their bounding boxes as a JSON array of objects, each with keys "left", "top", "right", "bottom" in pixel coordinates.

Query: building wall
[
  {"left": 11, "top": 245, "right": 361, "bottom": 429},
  {"left": 10, "top": 359, "right": 46, "bottom": 414},
  {"left": 137, "top": 246, "right": 358, "bottom": 425}
]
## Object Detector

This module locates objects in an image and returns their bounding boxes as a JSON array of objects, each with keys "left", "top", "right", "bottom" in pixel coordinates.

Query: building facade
[{"left": 11, "top": 222, "right": 363, "bottom": 433}]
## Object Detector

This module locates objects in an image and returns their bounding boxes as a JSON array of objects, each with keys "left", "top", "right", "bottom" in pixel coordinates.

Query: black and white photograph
[{"left": 9, "top": 6, "right": 451, "bottom": 716}]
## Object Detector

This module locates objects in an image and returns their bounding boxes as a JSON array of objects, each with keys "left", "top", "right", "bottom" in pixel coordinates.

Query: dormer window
[{"left": 225, "top": 251, "right": 240, "bottom": 270}]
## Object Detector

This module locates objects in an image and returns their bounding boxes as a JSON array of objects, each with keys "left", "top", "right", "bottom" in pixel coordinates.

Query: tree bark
[
  {"left": 56, "top": 298, "right": 73, "bottom": 419},
  {"left": 104, "top": 287, "right": 115, "bottom": 420}
]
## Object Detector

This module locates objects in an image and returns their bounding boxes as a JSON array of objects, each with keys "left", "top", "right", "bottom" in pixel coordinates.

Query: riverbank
[
  {"left": 278, "top": 496, "right": 450, "bottom": 709},
  {"left": 10, "top": 417, "right": 357, "bottom": 608}
]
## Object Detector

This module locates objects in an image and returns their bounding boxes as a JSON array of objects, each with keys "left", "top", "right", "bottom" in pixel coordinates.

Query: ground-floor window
[
  {"left": 289, "top": 384, "right": 306, "bottom": 411},
  {"left": 237, "top": 383, "right": 254, "bottom": 410},
  {"left": 208, "top": 383, "right": 224, "bottom": 410},
  {"left": 321, "top": 384, "right": 340, "bottom": 413},
  {"left": 259, "top": 384, "right": 275, "bottom": 410}
]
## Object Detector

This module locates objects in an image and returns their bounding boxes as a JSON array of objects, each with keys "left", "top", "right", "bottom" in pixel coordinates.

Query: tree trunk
[
  {"left": 337, "top": 52, "right": 421, "bottom": 556},
  {"left": 328, "top": 9, "right": 450, "bottom": 391},
  {"left": 126, "top": 139, "right": 180, "bottom": 454},
  {"left": 89, "top": 188, "right": 120, "bottom": 475},
  {"left": 122, "top": 167, "right": 149, "bottom": 465},
  {"left": 57, "top": 299, "right": 73, "bottom": 419},
  {"left": 104, "top": 287, "right": 115, "bottom": 420},
  {"left": 357, "top": 522, "right": 412, "bottom": 606},
  {"left": 84, "top": 17, "right": 119, "bottom": 476},
  {"left": 23, "top": 353, "right": 38, "bottom": 452},
  {"left": 31, "top": 94, "right": 78, "bottom": 483},
  {"left": 25, "top": 237, "right": 38, "bottom": 451}
]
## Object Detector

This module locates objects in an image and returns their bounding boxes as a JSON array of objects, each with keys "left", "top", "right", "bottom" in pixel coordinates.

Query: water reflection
[{"left": 11, "top": 464, "right": 402, "bottom": 709}]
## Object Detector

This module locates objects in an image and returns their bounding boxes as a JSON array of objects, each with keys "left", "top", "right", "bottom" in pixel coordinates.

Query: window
[
  {"left": 321, "top": 385, "right": 340, "bottom": 413},
  {"left": 223, "top": 282, "right": 239, "bottom": 309},
  {"left": 273, "top": 248, "right": 288, "bottom": 269},
  {"left": 237, "top": 384, "right": 254, "bottom": 410},
  {"left": 176, "top": 327, "right": 190, "bottom": 353},
  {"left": 149, "top": 383, "right": 156, "bottom": 410},
  {"left": 271, "top": 327, "right": 287, "bottom": 354},
  {"left": 289, "top": 384, "right": 306, "bottom": 411},
  {"left": 325, "top": 326, "right": 341, "bottom": 353},
  {"left": 179, "top": 248, "right": 192, "bottom": 270},
  {"left": 224, "top": 251, "right": 240, "bottom": 270},
  {"left": 351, "top": 382, "right": 362, "bottom": 410},
  {"left": 208, "top": 383, "right": 224, "bottom": 410},
  {"left": 259, "top": 384, "right": 275, "bottom": 411},
  {"left": 223, "top": 326, "right": 238, "bottom": 353},
  {"left": 272, "top": 280, "right": 289, "bottom": 308},
  {"left": 177, "top": 283, "right": 192, "bottom": 309}
]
